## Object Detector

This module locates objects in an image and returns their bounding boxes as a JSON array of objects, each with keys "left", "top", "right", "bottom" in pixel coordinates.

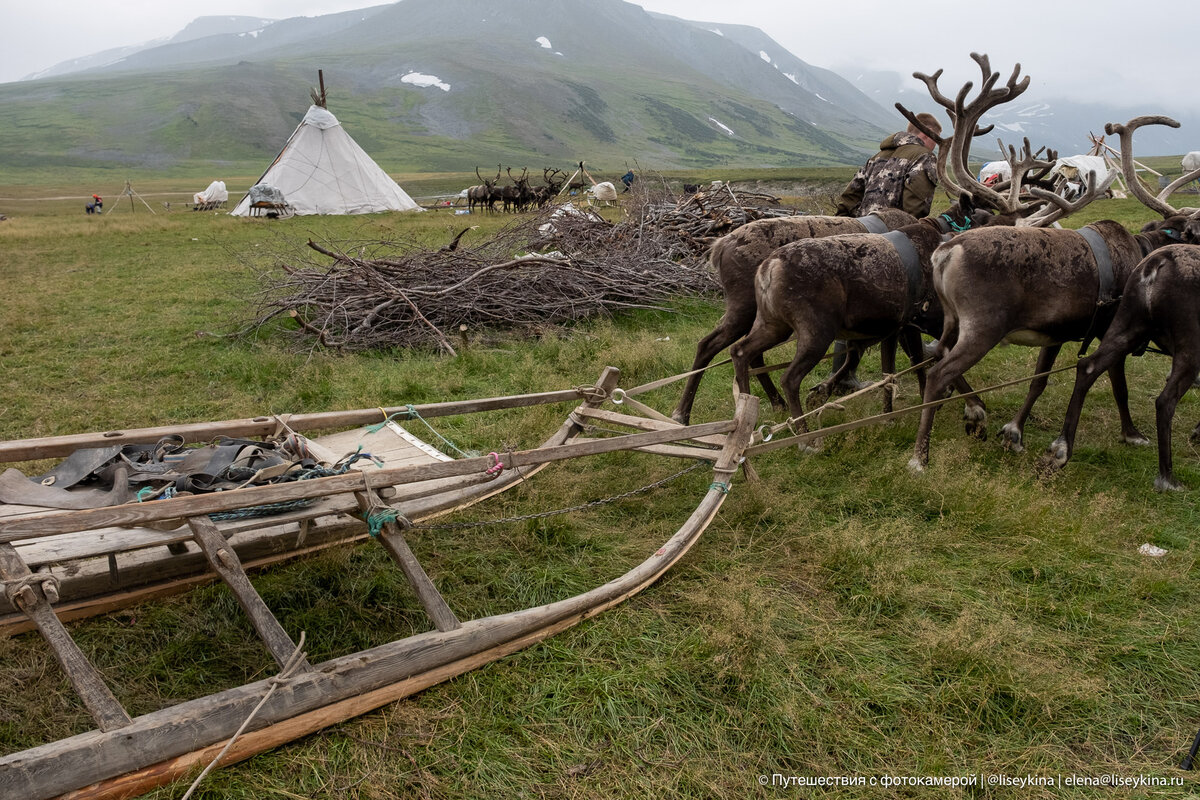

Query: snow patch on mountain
[{"left": 402, "top": 72, "right": 451, "bottom": 92}]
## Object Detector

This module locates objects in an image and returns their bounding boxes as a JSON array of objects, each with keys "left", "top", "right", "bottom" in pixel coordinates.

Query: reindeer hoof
[
  {"left": 1121, "top": 430, "right": 1151, "bottom": 447},
  {"left": 1000, "top": 422, "right": 1024, "bottom": 453},
  {"left": 806, "top": 384, "right": 831, "bottom": 407},
  {"left": 1154, "top": 474, "right": 1184, "bottom": 492},
  {"left": 906, "top": 456, "right": 926, "bottom": 474},
  {"left": 963, "top": 406, "right": 988, "bottom": 441},
  {"left": 1038, "top": 438, "right": 1069, "bottom": 474}
]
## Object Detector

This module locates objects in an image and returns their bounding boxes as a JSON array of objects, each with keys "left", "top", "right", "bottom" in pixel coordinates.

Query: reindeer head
[
  {"left": 936, "top": 192, "right": 1004, "bottom": 231},
  {"left": 475, "top": 166, "right": 500, "bottom": 190}
]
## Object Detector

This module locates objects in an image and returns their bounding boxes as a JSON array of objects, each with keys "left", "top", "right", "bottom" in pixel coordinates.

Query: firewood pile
[{"left": 241, "top": 181, "right": 802, "bottom": 353}]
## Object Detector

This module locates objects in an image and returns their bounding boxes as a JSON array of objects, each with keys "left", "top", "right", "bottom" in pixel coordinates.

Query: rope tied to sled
[
  {"left": 180, "top": 632, "right": 308, "bottom": 800},
  {"left": 369, "top": 404, "right": 475, "bottom": 458},
  {"left": 363, "top": 505, "right": 410, "bottom": 537}
]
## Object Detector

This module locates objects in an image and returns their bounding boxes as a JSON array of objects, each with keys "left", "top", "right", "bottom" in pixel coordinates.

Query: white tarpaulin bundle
[
  {"left": 1050, "top": 155, "right": 1112, "bottom": 186},
  {"left": 193, "top": 180, "right": 228, "bottom": 205},
  {"left": 231, "top": 105, "right": 421, "bottom": 216},
  {"left": 589, "top": 181, "right": 618, "bottom": 201}
]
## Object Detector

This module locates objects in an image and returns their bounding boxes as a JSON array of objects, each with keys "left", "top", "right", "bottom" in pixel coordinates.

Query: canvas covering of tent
[{"left": 232, "top": 105, "right": 422, "bottom": 216}]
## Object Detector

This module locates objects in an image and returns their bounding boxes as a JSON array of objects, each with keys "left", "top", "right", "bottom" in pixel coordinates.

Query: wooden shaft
[
  {"left": 0, "top": 544, "right": 131, "bottom": 732},
  {"left": 355, "top": 489, "right": 460, "bottom": 632},
  {"left": 0, "top": 387, "right": 592, "bottom": 463},
  {"left": 187, "top": 517, "right": 310, "bottom": 673}
]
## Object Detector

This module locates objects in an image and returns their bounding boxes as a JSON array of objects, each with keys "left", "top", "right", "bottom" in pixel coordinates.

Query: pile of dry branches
[{"left": 241, "top": 181, "right": 802, "bottom": 352}]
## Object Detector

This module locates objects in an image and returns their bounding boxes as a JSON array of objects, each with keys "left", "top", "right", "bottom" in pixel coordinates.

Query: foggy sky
[{"left": 0, "top": 0, "right": 1191, "bottom": 117}]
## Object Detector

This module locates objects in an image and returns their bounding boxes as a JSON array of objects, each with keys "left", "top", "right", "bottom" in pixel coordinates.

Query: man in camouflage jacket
[{"left": 834, "top": 116, "right": 940, "bottom": 218}]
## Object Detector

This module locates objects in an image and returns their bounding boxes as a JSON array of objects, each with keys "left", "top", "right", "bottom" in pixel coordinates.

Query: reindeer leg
[
  {"left": 897, "top": 328, "right": 929, "bottom": 410},
  {"left": 731, "top": 321, "right": 792, "bottom": 416},
  {"left": 672, "top": 309, "right": 756, "bottom": 424},
  {"left": 809, "top": 342, "right": 863, "bottom": 407},
  {"left": 1107, "top": 357, "right": 1150, "bottom": 446},
  {"left": 909, "top": 336, "right": 993, "bottom": 472},
  {"left": 1040, "top": 341, "right": 1130, "bottom": 475},
  {"left": 752, "top": 350, "right": 787, "bottom": 413},
  {"left": 1154, "top": 359, "right": 1199, "bottom": 491},
  {"left": 999, "top": 345, "right": 1061, "bottom": 452},
  {"left": 781, "top": 340, "right": 834, "bottom": 445},
  {"left": 878, "top": 333, "right": 900, "bottom": 414}
]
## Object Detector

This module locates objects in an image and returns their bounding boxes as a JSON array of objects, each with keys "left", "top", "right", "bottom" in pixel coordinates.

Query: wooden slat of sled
[
  {"left": 0, "top": 526, "right": 368, "bottom": 637},
  {"left": 5, "top": 422, "right": 450, "bottom": 566},
  {"left": 355, "top": 488, "right": 460, "bottom": 632},
  {"left": 567, "top": 438, "right": 719, "bottom": 461},
  {"left": 187, "top": 516, "right": 310, "bottom": 672},
  {"left": 0, "top": 388, "right": 587, "bottom": 463},
  {"left": 573, "top": 406, "right": 728, "bottom": 446}
]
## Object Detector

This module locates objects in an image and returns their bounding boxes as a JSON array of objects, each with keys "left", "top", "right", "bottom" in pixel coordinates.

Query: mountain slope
[{"left": 0, "top": 0, "right": 897, "bottom": 175}]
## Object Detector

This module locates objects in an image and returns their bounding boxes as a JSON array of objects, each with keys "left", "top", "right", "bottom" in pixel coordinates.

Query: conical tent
[{"left": 232, "top": 105, "right": 421, "bottom": 216}]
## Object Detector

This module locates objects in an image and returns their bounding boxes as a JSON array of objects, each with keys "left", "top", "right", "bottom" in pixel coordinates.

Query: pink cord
[{"left": 485, "top": 452, "right": 505, "bottom": 476}]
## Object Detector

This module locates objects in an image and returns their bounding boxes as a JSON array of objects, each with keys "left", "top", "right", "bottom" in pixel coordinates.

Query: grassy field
[{"left": 2, "top": 175, "right": 1199, "bottom": 799}]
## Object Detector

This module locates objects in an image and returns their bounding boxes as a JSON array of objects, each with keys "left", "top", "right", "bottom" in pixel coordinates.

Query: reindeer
[
  {"left": 1039, "top": 239, "right": 1200, "bottom": 490},
  {"left": 908, "top": 116, "right": 1197, "bottom": 472},
  {"left": 683, "top": 54, "right": 1041, "bottom": 427},
  {"left": 671, "top": 53, "right": 1051, "bottom": 426},
  {"left": 670, "top": 207, "right": 917, "bottom": 423},
  {"left": 468, "top": 166, "right": 500, "bottom": 213},
  {"left": 500, "top": 167, "right": 532, "bottom": 213},
  {"left": 727, "top": 56, "right": 1063, "bottom": 433},
  {"left": 531, "top": 168, "right": 566, "bottom": 209},
  {"left": 1037, "top": 135, "right": 1200, "bottom": 489},
  {"left": 729, "top": 194, "right": 1009, "bottom": 433}
]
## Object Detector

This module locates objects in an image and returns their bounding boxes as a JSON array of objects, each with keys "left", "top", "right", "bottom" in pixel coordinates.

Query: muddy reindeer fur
[
  {"left": 1040, "top": 243, "right": 1200, "bottom": 490},
  {"left": 909, "top": 219, "right": 1190, "bottom": 471},
  {"left": 670, "top": 208, "right": 918, "bottom": 423},
  {"left": 729, "top": 207, "right": 998, "bottom": 434}
]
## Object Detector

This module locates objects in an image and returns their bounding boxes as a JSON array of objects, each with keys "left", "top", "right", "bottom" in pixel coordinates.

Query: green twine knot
[
  {"left": 708, "top": 481, "right": 730, "bottom": 495},
  {"left": 364, "top": 507, "right": 404, "bottom": 537}
]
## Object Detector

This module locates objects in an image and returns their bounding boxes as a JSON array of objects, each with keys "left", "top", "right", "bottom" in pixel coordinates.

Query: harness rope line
[
  {"left": 179, "top": 632, "right": 308, "bottom": 800},
  {"left": 753, "top": 360, "right": 1082, "bottom": 448},
  {"left": 367, "top": 405, "right": 475, "bottom": 459},
  {"left": 620, "top": 348, "right": 836, "bottom": 399},
  {"left": 363, "top": 461, "right": 709, "bottom": 534}
]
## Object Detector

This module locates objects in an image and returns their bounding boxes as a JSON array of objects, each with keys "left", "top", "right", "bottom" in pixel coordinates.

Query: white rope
[{"left": 179, "top": 632, "right": 308, "bottom": 800}]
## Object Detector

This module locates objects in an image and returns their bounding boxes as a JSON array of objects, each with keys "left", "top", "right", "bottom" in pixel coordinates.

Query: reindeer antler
[
  {"left": 1105, "top": 115, "right": 1200, "bottom": 218},
  {"left": 898, "top": 53, "right": 1031, "bottom": 210}
]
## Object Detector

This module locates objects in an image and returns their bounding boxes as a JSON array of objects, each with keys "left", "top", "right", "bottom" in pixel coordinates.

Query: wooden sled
[{"left": 0, "top": 367, "right": 758, "bottom": 800}]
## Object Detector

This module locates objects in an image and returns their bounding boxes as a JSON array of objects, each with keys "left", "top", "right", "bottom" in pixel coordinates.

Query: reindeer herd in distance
[
  {"left": 671, "top": 53, "right": 1200, "bottom": 491},
  {"left": 466, "top": 166, "right": 576, "bottom": 213}
]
